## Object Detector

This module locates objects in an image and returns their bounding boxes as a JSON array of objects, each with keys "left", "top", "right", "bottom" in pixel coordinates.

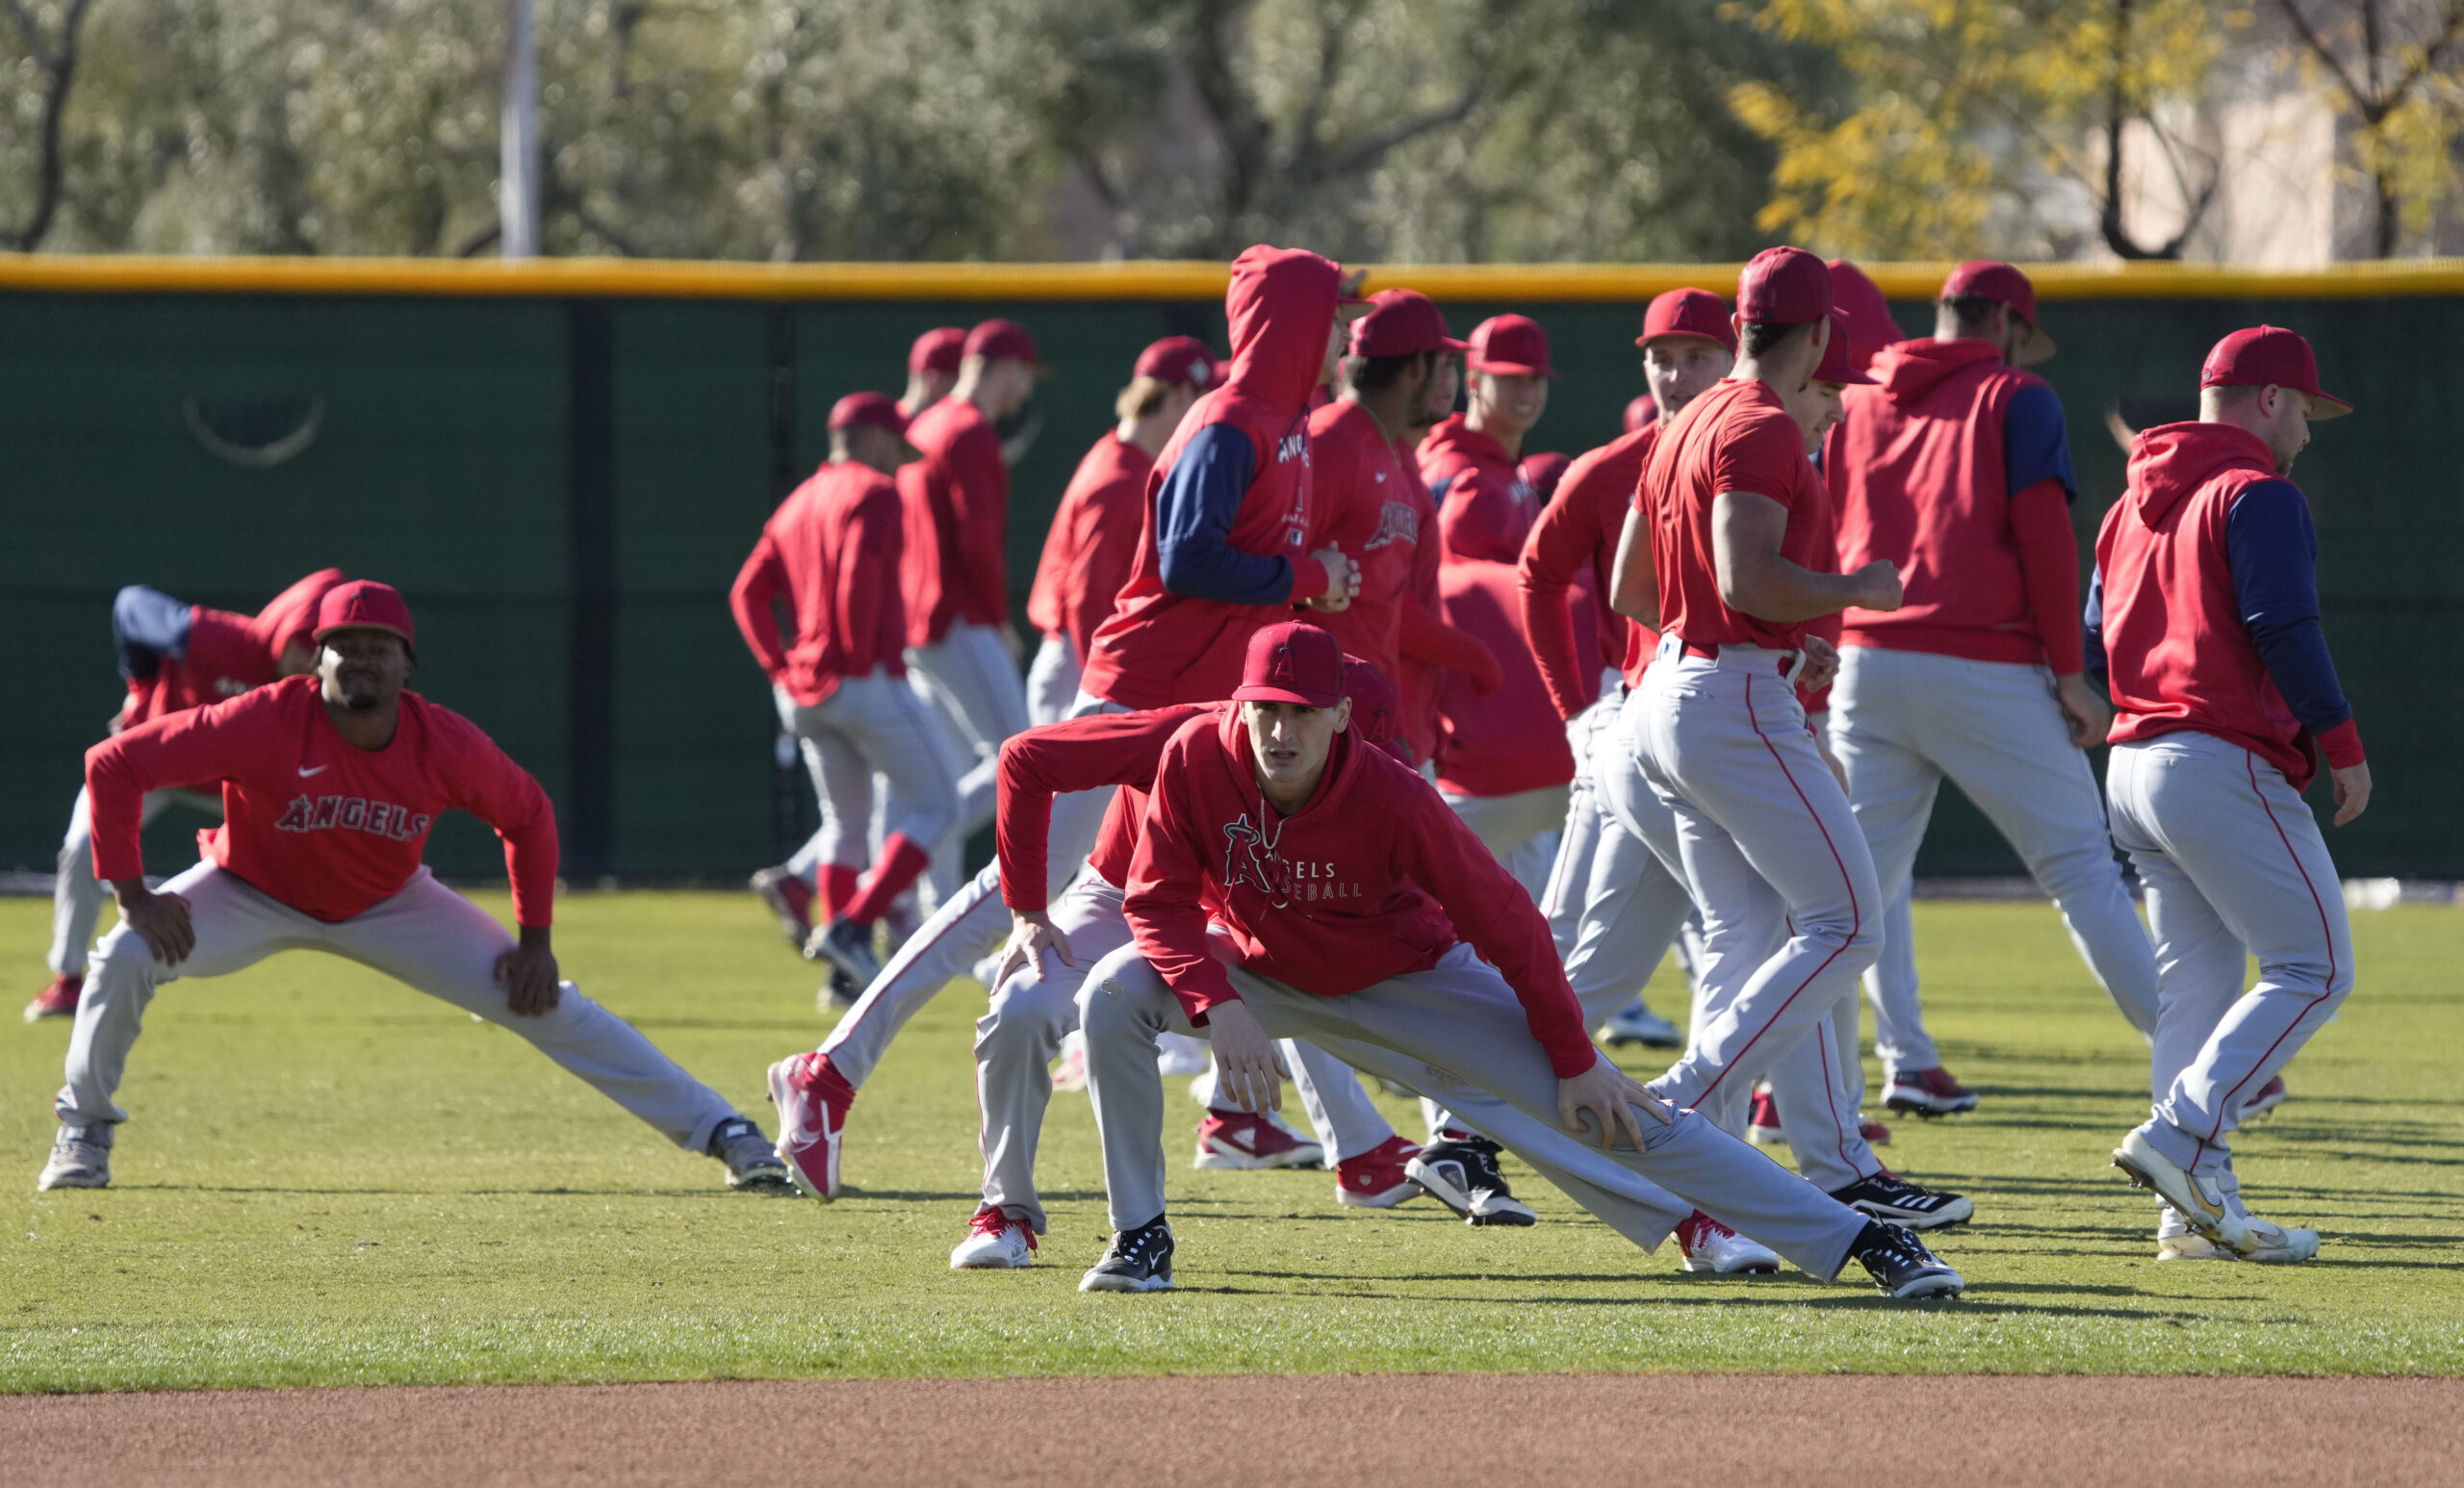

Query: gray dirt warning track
[{"left": 2, "top": 1373, "right": 2455, "bottom": 1487}]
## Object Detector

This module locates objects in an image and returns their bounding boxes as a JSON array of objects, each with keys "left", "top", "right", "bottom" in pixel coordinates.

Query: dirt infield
[{"left": 2, "top": 1373, "right": 2453, "bottom": 1486}]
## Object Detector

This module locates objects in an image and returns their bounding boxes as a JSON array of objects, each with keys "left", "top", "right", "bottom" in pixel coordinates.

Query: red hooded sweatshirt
[
  {"left": 1079, "top": 247, "right": 1337, "bottom": 708},
  {"left": 1420, "top": 415, "right": 1544, "bottom": 562},
  {"left": 2092, "top": 422, "right": 2363, "bottom": 789},
  {"left": 1124, "top": 708, "right": 1596, "bottom": 1078},
  {"left": 1831, "top": 338, "right": 2083, "bottom": 671},
  {"left": 1518, "top": 426, "right": 1657, "bottom": 720},
  {"left": 121, "top": 569, "right": 346, "bottom": 730},
  {"left": 900, "top": 395, "right": 1011, "bottom": 648},
  {"left": 1025, "top": 432, "right": 1154, "bottom": 660},
  {"left": 86, "top": 675, "right": 558, "bottom": 926},
  {"left": 1435, "top": 558, "right": 1577, "bottom": 799},
  {"left": 730, "top": 460, "right": 908, "bottom": 706}
]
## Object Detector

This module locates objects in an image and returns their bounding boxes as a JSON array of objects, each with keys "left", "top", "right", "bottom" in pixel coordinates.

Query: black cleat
[
  {"left": 1829, "top": 1170, "right": 1974, "bottom": 1230},
  {"left": 1080, "top": 1218, "right": 1175, "bottom": 1293},
  {"left": 1848, "top": 1220, "right": 1964, "bottom": 1298},
  {"left": 1408, "top": 1136, "right": 1537, "bottom": 1226}
]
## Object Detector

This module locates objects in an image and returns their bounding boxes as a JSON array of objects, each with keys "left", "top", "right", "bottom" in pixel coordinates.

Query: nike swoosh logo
[{"left": 297, "top": 764, "right": 328, "bottom": 778}]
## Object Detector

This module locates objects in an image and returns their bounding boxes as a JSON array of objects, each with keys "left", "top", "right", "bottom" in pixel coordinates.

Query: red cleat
[
  {"left": 1334, "top": 1135, "right": 1423, "bottom": 1208},
  {"left": 1861, "top": 1116, "right": 1893, "bottom": 1146},
  {"left": 1193, "top": 1109, "right": 1323, "bottom": 1170},
  {"left": 750, "top": 867, "right": 815, "bottom": 950},
  {"left": 1747, "top": 1088, "right": 1784, "bottom": 1145},
  {"left": 1883, "top": 1066, "right": 1978, "bottom": 1116},
  {"left": 767, "top": 1051, "right": 853, "bottom": 1198},
  {"left": 24, "top": 973, "right": 80, "bottom": 1024},
  {"left": 2242, "top": 1074, "right": 2289, "bottom": 1121}
]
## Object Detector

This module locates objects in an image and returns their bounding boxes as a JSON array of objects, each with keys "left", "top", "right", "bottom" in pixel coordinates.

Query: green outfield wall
[{"left": 3, "top": 258, "right": 2457, "bottom": 884}]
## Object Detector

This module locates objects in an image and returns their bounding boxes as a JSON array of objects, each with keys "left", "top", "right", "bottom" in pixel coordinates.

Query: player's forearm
[
  {"left": 1519, "top": 588, "right": 1590, "bottom": 722},
  {"left": 1716, "top": 550, "right": 1864, "bottom": 623},
  {"left": 2010, "top": 478, "right": 2086, "bottom": 674}
]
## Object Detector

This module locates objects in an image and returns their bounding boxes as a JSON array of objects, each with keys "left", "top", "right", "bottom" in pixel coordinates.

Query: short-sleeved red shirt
[{"left": 1639, "top": 378, "right": 1831, "bottom": 653}]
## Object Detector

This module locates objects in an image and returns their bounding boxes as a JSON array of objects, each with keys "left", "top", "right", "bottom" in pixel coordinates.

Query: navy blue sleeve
[
  {"left": 2003, "top": 383, "right": 2075, "bottom": 499},
  {"left": 112, "top": 585, "right": 192, "bottom": 680},
  {"left": 2227, "top": 479, "right": 2351, "bottom": 733},
  {"left": 2082, "top": 567, "right": 2107, "bottom": 686},
  {"left": 1153, "top": 423, "right": 1295, "bottom": 606}
]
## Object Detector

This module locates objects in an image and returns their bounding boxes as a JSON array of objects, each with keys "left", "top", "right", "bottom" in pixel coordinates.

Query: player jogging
[
  {"left": 1826, "top": 263, "right": 2160, "bottom": 1118},
  {"left": 732, "top": 394, "right": 957, "bottom": 988},
  {"left": 1522, "top": 290, "right": 1735, "bottom": 1054},
  {"left": 1023, "top": 338, "right": 1217, "bottom": 727},
  {"left": 2093, "top": 326, "right": 2364, "bottom": 1265},
  {"left": 1070, "top": 622, "right": 1964, "bottom": 1298},
  {"left": 31, "top": 569, "right": 344, "bottom": 1023},
  {"left": 38, "top": 581, "right": 791, "bottom": 1194},
  {"left": 1615, "top": 248, "right": 1970, "bottom": 1231}
]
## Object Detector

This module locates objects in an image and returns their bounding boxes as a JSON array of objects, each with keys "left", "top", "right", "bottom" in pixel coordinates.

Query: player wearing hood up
[{"left": 30, "top": 569, "right": 346, "bottom": 1023}]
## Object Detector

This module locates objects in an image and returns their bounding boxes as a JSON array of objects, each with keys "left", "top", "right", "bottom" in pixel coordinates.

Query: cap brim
[
  {"left": 1820, "top": 366, "right": 1879, "bottom": 387},
  {"left": 1474, "top": 360, "right": 1554, "bottom": 378},
  {"left": 1635, "top": 331, "right": 1731, "bottom": 350},
  {"left": 1335, "top": 300, "right": 1374, "bottom": 322},
  {"left": 2305, "top": 390, "right": 2354, "bottom": 420},
  {"left": 312, "top": 622, "right": 412, "bottom": 646},
  {"left": 2014, "top": 321, "right": 2058, "bottom": 367},
  {"left": 1231, "top": 684, "right": 1343, "bottom": 707}
]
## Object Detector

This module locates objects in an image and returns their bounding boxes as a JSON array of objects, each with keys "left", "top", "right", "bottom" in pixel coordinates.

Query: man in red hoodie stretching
[
  {"left": 732, "top": 394, "right": 958, "bottom": 988},
  {"left": 2093, "top": 326, "right": 2363, "bottom": 1266},
  {"left": 31, "top": 569, "right": 346, "bottom": 1024},
  {"left": 38, "top": 581, "right": 791, "bottom": 1194},
  {"left": 1826, "top": 263, "right": 2160, "bottom": 1121},
  {"left": 1070, "top": 622, "right": 1964, "bottom": 1298}
]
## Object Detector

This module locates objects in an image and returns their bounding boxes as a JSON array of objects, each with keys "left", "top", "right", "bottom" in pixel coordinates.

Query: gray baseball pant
[
  {"left": 1829, "top": 645, "right": 2160, "bottom": 1075},
  {"left": 1634, "top": 646, "right": 1885, "bottom": 1191},
  {"left": 2106, "top": 731, "right": 2353, "bottom": 1182},
  {"left": 49, "top": 786, "right": 219, "bottom": 977},
  {"left": 776, "top": 674, "right": 960, "bottom": 896},
  {"left": 56, "top": 862, "right": 739, "bottom": 1151},
  {"left": 1078, "top": 941, "right": 1867, "bottom": 1278},
  {"left": 1441, "top": 784, "right": 1567, "bottom": 904},
  {"left": 1538, "top": 672, "right": 1630, "bottom": 949},
  {"left": 908, "top": 623, "right": 1031, "bottom": 893},
  {"left": 1025, "top": 631, "right": 1080, "bottom": 728},
  {"left": 817, "top": 860, "right": 1011, "bottom": 1089}
]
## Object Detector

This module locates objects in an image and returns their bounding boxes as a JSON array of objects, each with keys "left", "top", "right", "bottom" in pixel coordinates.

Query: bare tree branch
[
  {"left": 3, "top": 0, "right": 96, "bottom": 251},
  {"left": 1322, "top": 86, "right": 1484, "bottom": 179}
]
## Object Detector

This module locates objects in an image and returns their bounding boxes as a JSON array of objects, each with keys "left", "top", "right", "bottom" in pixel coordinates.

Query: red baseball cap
[
  {"left": 1623, "top": 394, "right": 1658, "bottom": 433},
  {"left": 1349, "top": 290, "right": 1469, "bottom": 358},
  {"left": 1469, "top": 315, "right": 1553, "bottom": 377},
  {"left": 1234, "top": 622, "right": 1345, "bottom": 708},
  {"left": 1522, "top": 450, "right": 1572, "bottom": 502},
  {"left": 1737, "top": 246, "right": 1832, "bottom": 325},
  {"left": 2201, "top": 325, "right": 2352, "bottom": 420},
  {"left": 1826, "top": 259, "right": 1901, "bottom": 372},
  {"left": 313, "top": 579, "right": 416, "bottom": 649},
  {"left": 964, "top": 319, "right": 1044, "bottom": 369},
  {"left": 1636, "top": 288, "right": 1735, "bottom": 351},
  {"left": 1940, "top": 261, "right": 2055, "bottom": 366},
  {"left": 828, "top": 392, "right": 910, "bottom": 436},
  {"left": 1341, "top": 654, "right": 1415, "bottom": 765},
  {"left": 1132, "top": 335, "right": 1221, "bottom": 389},
  {"left": 908, "top": 327, "right": 965, "bottom": 376},
  {"left": 1811, "top": 310, "right": 1877, "bottom": 387}
]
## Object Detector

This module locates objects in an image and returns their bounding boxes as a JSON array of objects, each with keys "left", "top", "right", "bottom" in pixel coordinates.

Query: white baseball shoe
[
  {"left": 2158, "top": 1216, "right": 2319, "bottom": 1264},
  {"left": 2113, "top": 1129, "right": 2248, "bottom": 1252},
  {"left": 1676, "top": 1211, "right": 1781, "bottom": 1274},
  {"left": 950, "top": 1207, "right": 1038, "bottom": 1269},
  {"left": 1599, "top": 999, "right": 1684, "bottom": 1049},
  {"left": 37, "top": 1124, "right": 113, "bottom": 1192}
]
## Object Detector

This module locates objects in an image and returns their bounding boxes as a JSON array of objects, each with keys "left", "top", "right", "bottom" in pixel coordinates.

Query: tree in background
[
  {"left": 1728, "top": 0, "right": 2234, "bottom": 260},
  {"left": 2273, "top": 0, "right": 2464, "bottom": 256}
]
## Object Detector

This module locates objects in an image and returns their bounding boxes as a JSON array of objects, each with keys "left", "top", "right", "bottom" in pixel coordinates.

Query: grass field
[{"left": 2, "top": 891, "right": 2458, "bottom": 1391}]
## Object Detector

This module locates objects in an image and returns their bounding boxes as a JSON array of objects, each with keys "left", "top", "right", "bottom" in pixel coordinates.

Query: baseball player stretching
[
  {"left": 32, "top": 569, "right": 345, "bottom": 1024},
  {"left": 2095, "top": 327, "right": 2364, "bottom": 1265},
  {"left": 1827, "top": 263, "right": 2160, "bottom": 1118},
  {"left": 733, "top": 394, "right": 957, "bottom": 988},
  {"left": 1615, "top": 249, "right": 1969, "bottom": 1230},
  {"left": 1071, "top": 622, "right": 1964, "bottom": 1298},
  {"left": 1521, "top": 291, "right": 1738, "bottom": 1058},
  {"left": 38, "top": 581, "right": 790, "bottom": 1194},
  {"left": 1023, "top": 338, "right": 1217, "bottom": 728}
]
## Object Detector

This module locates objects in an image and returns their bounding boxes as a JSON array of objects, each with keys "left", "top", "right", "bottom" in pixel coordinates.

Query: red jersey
[
  {"left": 1025, "top": 433, "right": 1154, "bottom": 659},
  {"left": 122, "top": 570, "right": 344, "bottom": 730},
  {"left": 1080, "top": 246, "right": 1337, "bottom": 708},
  {"left": 1305, "top": 398, "right": 1424, "bottom": 677},
  {"left": 1421, "top": 415, "right": 1543, "bottom": 562},
  {"left": 2095, "top": 423, "right": 2356, "bottom": 789},
  {"left": 996, "top": 703, "right": 1219, "bottom": 911},
  {"left": 730, "top": 461, "right": 908, "bottom": 706},
  {"left": 1518, "top": 426, "right": 1657, "bottom": 720},
  {"left": 900, "top": 396, "right": 1011, "bottom": 647},
  {"left": 85, "top": 676, "right": 557, "bottom": 927},
  {"left": 1435, "top": 559, "right": 1577, "bottom": 799},
  {"left": 1124, "top": 709, "right": 1595, "bottom": 1077},
  {"left": 1831, "top": 339, "right": 2081, "bottom": 669},
  {"left": 1641, "top": 378, "right": 1833, "bottom": 653}
]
